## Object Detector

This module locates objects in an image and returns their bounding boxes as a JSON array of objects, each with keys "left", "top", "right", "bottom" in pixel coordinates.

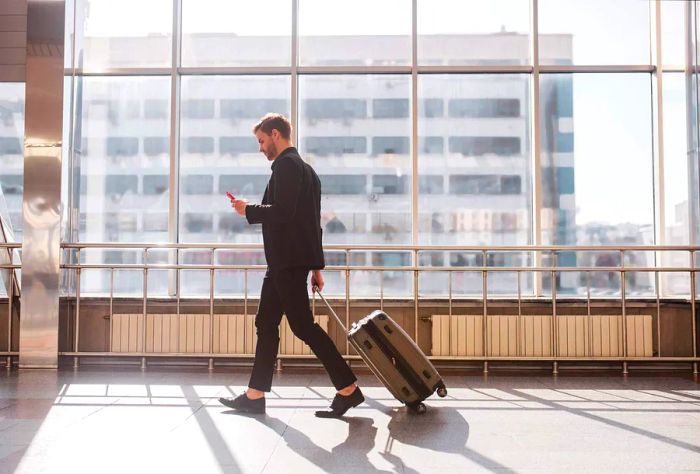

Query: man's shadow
[
  {"left": 223, "top": 410, "right": 393, "bottom": 473},
  {"left": 380, "top": 406, "right": 515, "bottom": 474}
]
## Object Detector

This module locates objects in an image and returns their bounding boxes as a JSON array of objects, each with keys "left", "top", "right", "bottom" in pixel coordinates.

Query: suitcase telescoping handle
[{"left": 312, "top": 286, "right": 347, "bottom": 333}]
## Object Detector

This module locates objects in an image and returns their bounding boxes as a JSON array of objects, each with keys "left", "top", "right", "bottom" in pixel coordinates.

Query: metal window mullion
[
  {"left": 75, "top": 68, "right": 174, "bottom": 76},
  {"left": 412, "top": 0, "right": 419, "bottom": 342},
  {"left": 537, "top": 65, "right": 656, "bottom": 73},
  {"left": 291, "top": 0, "right": 299, "bottom": 143},
  {"left": 298, "top": 66, "right": 412, "bottom": 74},
  {"left": 685, "top": 0, "right": 698, "bottom": 247},
  {"left": 411, "top": 0, "right": 418, "bottom": 248},
  {"left": 652, "top": 0, "right": 667, "bottom": 297},
  {"left": 531, "top": 0, "right": 543, "bottom": 297},
  {"left": 168, "top": 0, "right": 183, "bottom": 297},
  {"left": 179, "top": 66, "right": 293, "bottom": 75},
  {"left": 417, "top": 65, "right": 533, "bottom": 74},
  {"left": 66, "top": 0, "right": 78, "bottom": 249}
]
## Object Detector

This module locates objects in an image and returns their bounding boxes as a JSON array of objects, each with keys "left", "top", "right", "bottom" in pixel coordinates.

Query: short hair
[{"left": 252, "top": 113, "right": 292, "bottom": 140}]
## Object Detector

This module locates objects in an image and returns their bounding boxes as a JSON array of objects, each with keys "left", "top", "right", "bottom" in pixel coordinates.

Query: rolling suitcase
[{"left": 314, "top": 287, "right": 447, "bottom": 413}]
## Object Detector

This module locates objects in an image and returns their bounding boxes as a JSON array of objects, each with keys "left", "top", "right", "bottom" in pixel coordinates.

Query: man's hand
[
  {"left": 311, "top": 270, "right": 324, "bottom": 292},
  {"left": 231, "top": 198, "right": 248, "bottom": 216}
]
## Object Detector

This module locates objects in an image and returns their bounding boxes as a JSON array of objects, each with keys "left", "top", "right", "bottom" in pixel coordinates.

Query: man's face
[{"left": 255, "top": 130, "right": 278, "bottom": 161}]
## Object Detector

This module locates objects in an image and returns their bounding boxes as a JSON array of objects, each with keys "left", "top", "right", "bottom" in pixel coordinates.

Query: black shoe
[
  {"left": 219, "top": 393, "right": 265, "bottom": 414},
  {"left": 315, "top": 387, "right": 364, "bottom": 418}
]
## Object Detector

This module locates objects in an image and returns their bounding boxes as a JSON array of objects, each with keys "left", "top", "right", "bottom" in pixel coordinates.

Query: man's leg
[
  {"left": 273, "top": 268, "right": 357, "bottom": 391},
  {"left": 219, "top": 270, "right": 283, "bottom": 413},
  {"left": 248, "top": 269, "right": 285, "bottom": 392}
]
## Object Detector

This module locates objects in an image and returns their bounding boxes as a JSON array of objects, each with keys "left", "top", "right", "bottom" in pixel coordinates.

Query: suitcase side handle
[{"left": 312, "top": 286, "right": 347, "bottom": 332}]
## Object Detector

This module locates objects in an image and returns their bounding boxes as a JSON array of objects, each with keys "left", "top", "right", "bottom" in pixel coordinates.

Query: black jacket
[{"left": 245, "top": 147, "right": 325, "bottom": 270}]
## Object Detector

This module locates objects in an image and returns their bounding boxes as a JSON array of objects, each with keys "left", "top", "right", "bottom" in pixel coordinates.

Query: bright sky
[{"left": 78, "top": 0, "right": 686, "bottom": 227}]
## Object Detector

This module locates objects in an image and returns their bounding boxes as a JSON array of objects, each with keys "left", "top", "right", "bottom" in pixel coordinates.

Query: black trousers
[{"left": 248, "top": 267, "right": 357, "bottom": 392}]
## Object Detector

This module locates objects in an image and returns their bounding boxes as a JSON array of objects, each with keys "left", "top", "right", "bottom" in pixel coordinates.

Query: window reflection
[
  {"left": 178, "top": 75, "right": 291, "bottom": 243},
  {"left": 418, "top": 74, "right": 532, "bottom": 251},
  {"left": 0, "top": 83, "right": 24, "bottom": 242},
  {"left": 75, "top": 77, "right": 171, "bottom": 245},
  {"left": 299, "top": 75, "right": 412, "bottom": 247}
]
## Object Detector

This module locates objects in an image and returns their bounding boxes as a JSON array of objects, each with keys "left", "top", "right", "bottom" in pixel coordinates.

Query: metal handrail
[
  {"left": 4, "top": 242, "right": 699, "bottom": 373},
  {"left": 61, "top": 242, "right": 700, "bottom": 252}
]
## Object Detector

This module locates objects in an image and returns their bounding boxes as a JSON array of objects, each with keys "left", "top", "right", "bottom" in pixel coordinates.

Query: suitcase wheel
[
  {"left": 437, "top": 386, "right": 448, "bottom": 398},
  {"left": 407, "top": 402, "right": 427, "bottom": 414}
]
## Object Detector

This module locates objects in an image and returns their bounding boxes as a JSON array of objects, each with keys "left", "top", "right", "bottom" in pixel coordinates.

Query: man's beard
[{"left": 266, "top": 143, "right": 277, "bottom": 160}]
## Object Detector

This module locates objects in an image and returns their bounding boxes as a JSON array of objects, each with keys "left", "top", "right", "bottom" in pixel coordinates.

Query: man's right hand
[{"left": 232, "top": 198, "right": 248, "bottom": 216}]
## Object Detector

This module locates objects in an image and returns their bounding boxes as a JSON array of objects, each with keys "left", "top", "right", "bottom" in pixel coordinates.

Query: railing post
[
  {"left": 209, "top": 248, "right": 215, "bottom": 371},
  {"left": 141, "top": 248, "right": 148, "bottom": 370},
  {"left": 6, "top": 266, "right": 13, "bottom": 368},
  {"left": 482, "top": 250, "right": 488, "bottom": 374},
  {"left": 74, "top": 248, "right": 81, "bottom": 369},
  {"left": 621, "top": 250, "right": 628, "bottom": 375},
  {"left": 691, "top": 250, "right": 697, "bottom": 375}
]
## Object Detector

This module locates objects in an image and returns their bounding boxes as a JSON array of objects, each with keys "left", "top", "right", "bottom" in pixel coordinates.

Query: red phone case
[{"left": 226, "top": 192, "right": 235, "bottom": 200}]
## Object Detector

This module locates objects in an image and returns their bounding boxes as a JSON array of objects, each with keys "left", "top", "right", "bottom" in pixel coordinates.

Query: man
[{"left": 218, "top": 113, "right": 364, "bottom": 418}]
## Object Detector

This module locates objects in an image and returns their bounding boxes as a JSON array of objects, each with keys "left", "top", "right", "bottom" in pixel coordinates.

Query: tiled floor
[{"left": 0, "top": 366, "right": 699, "bottom": 473}]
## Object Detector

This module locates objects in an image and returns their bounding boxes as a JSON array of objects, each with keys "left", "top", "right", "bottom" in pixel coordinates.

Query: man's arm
[{"left": 244, "top": 158, "right": 302, "bottom": 225}]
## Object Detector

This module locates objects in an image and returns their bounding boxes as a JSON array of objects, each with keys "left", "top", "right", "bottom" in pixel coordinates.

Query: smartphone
[{"left": 225, "top": 191, "right": 235, "bottom": 201}]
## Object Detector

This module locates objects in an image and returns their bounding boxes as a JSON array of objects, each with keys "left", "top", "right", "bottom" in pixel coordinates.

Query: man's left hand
[
  {"left": 232, "top": 198, "right": 248, "bottom": 216},
  {"left": 311, "top": 270, "right": 324, "bottom": 292}
]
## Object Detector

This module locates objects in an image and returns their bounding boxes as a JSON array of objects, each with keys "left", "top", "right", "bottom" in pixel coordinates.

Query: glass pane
[
  {"left": 663, "top": 74, "right": 690, "bottom": 297},
  {"left": 299, "top": 75, "right": 411, "bottom": 246},
  {"left": 65, "top": 0, "right": 75, "bottom": 69},
  {"left": 298, "top": 0, "right": 411, "bottom": 66},
  {"left": 540, "top": 74, "right": 653, "bottom": 254},
  {"left": 663, "top": 74, "right": 689, "bottom": 245},
  {"left": 178, "top": 75, "right": 290, "bottom": 243},
  {"left": 661, "top": 0, "right": 685, "bottom": 67},
  {"left": 181, "top": 0, "right": 292, "bottom": 67},
  {"left": 418, "top": 0, "right": 530, "bottom": 66},
  {"left": 538, "top": 0, "right": 651, "bottom": 65},
  {"left": 75, "top": 0, "right": 173, "bottom": 68},
  {"left": 418, "top": 74, "right": 531, "bottom": 246},
  {"left": 0, "top": 83, "right": 25, "bottom": 240},
  {"left": 76, "top": 77, "right": 171, "bottom": 242}
]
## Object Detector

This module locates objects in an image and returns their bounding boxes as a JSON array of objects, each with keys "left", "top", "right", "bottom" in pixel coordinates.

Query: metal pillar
[{"left": 19, "top": 0, "right": 65, "bottom": 368}]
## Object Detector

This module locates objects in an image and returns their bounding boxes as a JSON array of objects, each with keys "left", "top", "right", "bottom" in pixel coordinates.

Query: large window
[
  {"left": 75, "top": 77, "right": 171, "bottom": 243},
  {"left": 418, "top": 0, "right": 530, "bottom": 66},
  {"left": 178, "top": 75, "right": 290, "bottom": 243},
  {"left": 540, "top": 74, "right": 654, "bottom": 247},
  {"left": 299, "top": 75, "right": 412, "bottom": 246},
  {"left": 0, "top": 83, "right": 24, "bottom": 239},
  {"left": 75, "top": 0, "right": 173, "bottom": 69},
  {"left": 538, "top": 0, "right": 650, "bottom": 65},
  {"left": 182, "top": 0, "right": 292, "bottom": 67},
  {"left": 418, "top": 74, "right": 531, "bottom": 247},
  {"left": 62, "top": 1, "right": 695, "bottom": 298},
  {"left": 298, "top": 0, "right": 410, "bottom": 66}
]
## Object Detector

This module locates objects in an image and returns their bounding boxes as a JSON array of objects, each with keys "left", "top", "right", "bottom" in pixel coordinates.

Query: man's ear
[{"left": 271, "top": 129, "right": 280, "bottom": 141}]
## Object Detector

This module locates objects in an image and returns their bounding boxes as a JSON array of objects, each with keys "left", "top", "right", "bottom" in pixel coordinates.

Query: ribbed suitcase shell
[{"left": 348, "top": 310, "right": 444, "bottom": 406}]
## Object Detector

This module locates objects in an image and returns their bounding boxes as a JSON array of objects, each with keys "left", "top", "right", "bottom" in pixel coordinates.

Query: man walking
[{"left": 218, "top": 113, "right": 364, "bottom": 418}]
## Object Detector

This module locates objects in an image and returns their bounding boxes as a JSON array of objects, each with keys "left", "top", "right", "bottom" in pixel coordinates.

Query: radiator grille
[
  {"left": 431, "top": 314, "right": 653, "bottom": 357},
  {"left": 111, "top": 314, "right": 328, "bottom": 355}
]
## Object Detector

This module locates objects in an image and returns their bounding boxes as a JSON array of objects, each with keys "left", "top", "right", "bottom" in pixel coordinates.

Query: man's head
[{"left": 253, "top": 113, "right": 293, "bottom": 161}]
